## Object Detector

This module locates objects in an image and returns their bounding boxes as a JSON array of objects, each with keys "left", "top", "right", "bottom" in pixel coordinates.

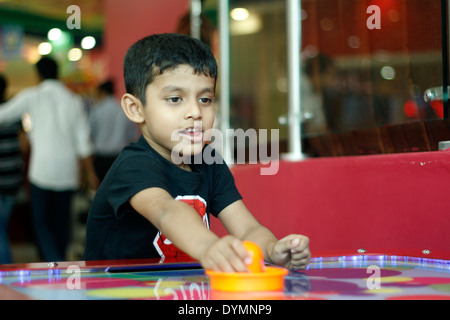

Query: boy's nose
[{"left": 185, "top": 101, "right": 202, "bottom": 120}]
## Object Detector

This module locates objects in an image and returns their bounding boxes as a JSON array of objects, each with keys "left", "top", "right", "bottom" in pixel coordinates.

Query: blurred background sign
[{"left": 1, "top": 24, "right": 24, "bottom": 60}]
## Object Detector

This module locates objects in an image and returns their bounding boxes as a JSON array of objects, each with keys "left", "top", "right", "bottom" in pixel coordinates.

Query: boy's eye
[
  {"left": 168, "top": 97, "right": 181, "bottom": 103},
  {"left": 199, "top": 97, "right": 213, "bottom": 104}
]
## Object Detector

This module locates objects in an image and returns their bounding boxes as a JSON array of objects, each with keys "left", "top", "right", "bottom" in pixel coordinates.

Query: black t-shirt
[{"left": 84, "top": 136, "right": 242, "bottom": 261}]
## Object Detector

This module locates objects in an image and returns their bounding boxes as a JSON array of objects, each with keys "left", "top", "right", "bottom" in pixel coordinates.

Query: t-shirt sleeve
[
  {"left": 208, "top": 153, "right": 242, "bottom": 217},
  {"left": 107, "top": 154, "right": 169, "bottom": 218},
  {"left": 0, "top": 88, "right": 32, "bottom": 125}
]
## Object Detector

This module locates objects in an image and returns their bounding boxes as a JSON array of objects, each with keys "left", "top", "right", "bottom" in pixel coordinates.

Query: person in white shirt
[
  {"left": 89, "top": 80, "right": 138, "bottom": 181},
  {"left": 0, "top": 57, "right": 99, "bottom": 262}
]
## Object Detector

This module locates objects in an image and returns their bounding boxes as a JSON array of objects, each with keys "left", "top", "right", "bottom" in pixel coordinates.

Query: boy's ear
[{"left": 121, "top": 93, "right": 145, "bottom": 123}]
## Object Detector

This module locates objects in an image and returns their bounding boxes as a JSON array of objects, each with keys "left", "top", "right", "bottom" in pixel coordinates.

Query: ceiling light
[
  {"left": 230, "top": 8, "right": 249, "bottom": 21},
  {"left": 38, "top": 42, "right": 52, "bottom": 55},
  {"left": 48, "top": 28, "right": 62, "bottom": 41},
  {"left": 230, "top": 14, "right": 262, "bottom": 36},
  {"left": 68, "top": 48, "right": 82, "bottom": 61},
  {"left": 81, "top": 36, "right": 96, "bottom": 50}
]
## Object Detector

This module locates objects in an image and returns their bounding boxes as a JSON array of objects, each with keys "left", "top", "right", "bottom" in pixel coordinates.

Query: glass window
[{"left": 204, "top": 0, "right": 448, "bottom": 157}]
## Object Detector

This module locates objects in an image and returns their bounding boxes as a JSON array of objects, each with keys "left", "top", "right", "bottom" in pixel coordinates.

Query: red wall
[
  {"left": 104, "top": 0, "right": 189, "bottom": 98},
  {"left": 210, "top": 152, "right": 450, "bottom": 255}
]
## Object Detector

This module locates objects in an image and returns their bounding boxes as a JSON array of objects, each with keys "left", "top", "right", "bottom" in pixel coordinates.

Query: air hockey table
[{"left": 1, "top": 249, "right": 449, "bottom": 301}]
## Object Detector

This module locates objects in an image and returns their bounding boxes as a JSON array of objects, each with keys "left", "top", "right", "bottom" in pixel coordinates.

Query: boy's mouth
[{"left": 180, "top": 127, "right": 203, "bottom": 142}]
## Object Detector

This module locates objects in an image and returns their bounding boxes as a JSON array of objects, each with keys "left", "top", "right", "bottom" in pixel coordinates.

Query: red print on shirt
[{"left": 153, "top": 195, "right": 208, "bottom": 261}]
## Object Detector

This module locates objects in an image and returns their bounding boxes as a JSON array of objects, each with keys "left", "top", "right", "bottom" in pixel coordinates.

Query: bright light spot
[
  {"left": 38, "top": 42, "right": 52, "bottom": 55},
  {"left": 380, "top": 66, "right": 396, "bottom": 80},
  {"left": 347, "top": 35, "right": 361, "bottom": 49},
  {"left": 68, "top": 48, "right": 82, "bottom": 61},
  {"left": 303, "top": 44, "right": 319, "bottom": 59},
  {"left": 301, "top": 9, "right": 308, "bottom": 20},
  {"left": 22, "top": 113, "right": 33, "bottom": 133},
  {"left": 47, "top": 28, "right": 62, "bottom": 41},
  {"left": 24, "top": 44, "right": 41, "bottom": 64},
  {"left": 320, "top": 18, "right": 334, "bottom": 31},
  {"left": 230, "top": 8, "right": 249, "bottom": 21},
  {"left": 81, "top": 36, "right": 96, "bottom": 50},
  {"left": 276, "top": 77, "right": 288, "bottom": 93},
  {"left": 230, "top": 14, "right": 262, "bottom": 35},
  {"left": 278, "top": 115, "right": 287, "bottom": 125}
]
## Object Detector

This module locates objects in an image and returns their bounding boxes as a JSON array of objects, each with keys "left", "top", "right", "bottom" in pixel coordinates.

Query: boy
[{"left": 84, "top": 33, "right": 310, "bottom": 272}]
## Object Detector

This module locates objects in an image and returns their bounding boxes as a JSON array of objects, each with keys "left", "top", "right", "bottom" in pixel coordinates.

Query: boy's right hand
[{"left": 200, "top": 235, "right": 251, "bottom": 272}]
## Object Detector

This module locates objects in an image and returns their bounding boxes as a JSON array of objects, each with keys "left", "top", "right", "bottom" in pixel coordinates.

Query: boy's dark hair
[
  {"left": 36, "top": 57, "right": 58, "bottom": 80},
  {"left": 123, "top": 33, "right": 217, "bottom": 105}
]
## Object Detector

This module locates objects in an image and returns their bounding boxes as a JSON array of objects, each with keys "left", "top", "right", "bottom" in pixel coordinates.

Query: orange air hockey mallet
[{"left": 206, "top": 241, "right": 288, "bottom": 292}]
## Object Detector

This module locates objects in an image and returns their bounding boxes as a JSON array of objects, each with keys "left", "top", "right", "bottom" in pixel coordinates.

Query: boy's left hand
[{"left": 269, "top": 234, "right": 311, "bottom": 269}]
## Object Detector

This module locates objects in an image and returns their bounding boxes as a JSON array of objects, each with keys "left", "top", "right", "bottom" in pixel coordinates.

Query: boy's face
[{"left": 139, "top": 64, "right": 216, "bottom": 165}]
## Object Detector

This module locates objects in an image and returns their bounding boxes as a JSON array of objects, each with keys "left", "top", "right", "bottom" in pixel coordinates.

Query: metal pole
[
  {"left": 190, "top": 0, "right": 202, "bottom": 40},
  {"left": 285, "top": 0, "right": 304, "bottom": 160},
  {"left": 219, "top": 0, "right": 232, "bottom": 164}
]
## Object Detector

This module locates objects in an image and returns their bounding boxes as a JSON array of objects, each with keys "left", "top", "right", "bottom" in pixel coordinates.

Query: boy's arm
[
  {"left": 218, "top": 200, "right": 278, "bottom": 259},
  {"left": 129, "top": 187, "right": 250, "bottom": 272},
  {"left": 219, "top": 200, "right": 311, "bottom": 269}
]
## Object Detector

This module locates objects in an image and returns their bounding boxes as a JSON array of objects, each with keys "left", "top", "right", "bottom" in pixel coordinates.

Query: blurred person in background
[
  {"left": 0, "top": 58, "right": 99, "bottom": 262},
  {"left": 0, "top": 74, "right": 25, "bottom": 264},
  {"left": 89, "top": 80, "right": 138, "bottom": 181}
]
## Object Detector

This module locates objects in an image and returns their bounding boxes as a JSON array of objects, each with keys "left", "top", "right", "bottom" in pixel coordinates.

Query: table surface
[{"left": 1, "top": 249, "right": 449, "bottom": 300}]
